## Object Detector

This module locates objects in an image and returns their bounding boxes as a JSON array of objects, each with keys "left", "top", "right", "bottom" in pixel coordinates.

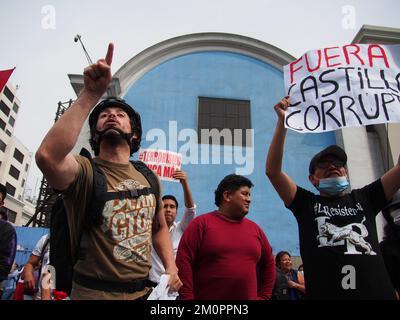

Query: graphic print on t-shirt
[
  {"left": 101, "top": 179, "right": 156, "bottom": 263},
  {"left": 314, "top": 201, "right": 376, "bottom": 256}
]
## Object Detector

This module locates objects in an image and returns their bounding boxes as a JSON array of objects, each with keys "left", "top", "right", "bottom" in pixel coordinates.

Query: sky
[{"left": 0, "top": 0, "right": 399, "bottom": 197}]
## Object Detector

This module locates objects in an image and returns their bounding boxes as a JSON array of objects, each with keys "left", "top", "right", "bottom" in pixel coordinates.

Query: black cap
[
  {"left": 88, "top": 97, "right": 141, "bottom": 130},
  {"left": 309, "top": 145, "right": 347, "bottom": 174}
]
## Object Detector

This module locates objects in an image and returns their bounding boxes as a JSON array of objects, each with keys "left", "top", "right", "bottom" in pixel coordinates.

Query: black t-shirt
[{"left": 289, "top": 179, "right": 396, "bottom": 300}]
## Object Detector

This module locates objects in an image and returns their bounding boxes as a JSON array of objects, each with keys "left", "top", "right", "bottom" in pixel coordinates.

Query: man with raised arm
[
  {"left": 148, "top": 170, "right": 196, "bottom": 287},
  {"left": 36, "top": 43, "right": 181, "bottom": 300},
  {"left": 265, "top": 96, "right": 400, "bottom": 300}
]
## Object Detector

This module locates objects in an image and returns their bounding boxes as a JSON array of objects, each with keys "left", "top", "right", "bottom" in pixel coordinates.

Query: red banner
[{"left": 0, "top": 68, "right": 15, "bottom": 92}]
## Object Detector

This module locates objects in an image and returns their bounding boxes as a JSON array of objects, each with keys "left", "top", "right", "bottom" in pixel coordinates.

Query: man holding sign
[
  {"left": 148, "top": 170, "right": 196, "bottom": 288},
  {"left": 266, "top": 96, "right": 400, "bottom": 299}
]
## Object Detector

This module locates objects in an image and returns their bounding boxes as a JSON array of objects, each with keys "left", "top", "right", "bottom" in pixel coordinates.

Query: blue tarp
[{"left": 15, "top": 227, "right": 49, "bottom": 266}]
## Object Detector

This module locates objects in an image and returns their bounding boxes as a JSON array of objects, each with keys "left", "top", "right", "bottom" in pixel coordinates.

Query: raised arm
[
  {"left": 173, "top": 170, "right": 196, "bottom": 229},
  {"left": 35, "top": 43, "right": 114, "bottom": 191},
  {"left": 174, "top": 170, "right": 195, "bottom": 209},
  {"left": 265, "top": 96, "right": 297, "bottom": 207},
  {"left": 381, "top": 153, "right": 400, "bottom": 201}
]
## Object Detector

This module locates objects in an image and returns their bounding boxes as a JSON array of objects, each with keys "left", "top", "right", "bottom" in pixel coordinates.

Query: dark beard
[{"left": 101, "top": 129, "right": 127, "bottom": 146}]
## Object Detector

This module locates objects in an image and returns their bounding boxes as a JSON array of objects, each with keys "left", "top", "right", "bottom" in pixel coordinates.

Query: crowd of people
[{"left": 1, "top": 43, "right": 400, "bottom": 300}]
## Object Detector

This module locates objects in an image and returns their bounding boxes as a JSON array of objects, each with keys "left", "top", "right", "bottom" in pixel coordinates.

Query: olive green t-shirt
[{"left": 63, "top": 156, "right": 161, "bottom": 286}]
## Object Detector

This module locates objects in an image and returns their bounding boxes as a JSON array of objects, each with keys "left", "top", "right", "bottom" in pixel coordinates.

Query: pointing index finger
[{"left": 105, "top": 43, "right": 114, "bottom": 66}]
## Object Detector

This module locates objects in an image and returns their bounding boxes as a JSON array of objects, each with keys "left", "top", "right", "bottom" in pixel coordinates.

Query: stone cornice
[
  {"left": 114, "top": 33, "right": 295, "bottom": 96},
  {"left": 352, "top": 25, "right": 400, "bottom": 44}
]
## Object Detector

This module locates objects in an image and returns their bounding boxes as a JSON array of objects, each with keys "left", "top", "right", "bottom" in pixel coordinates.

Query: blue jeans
[{"left": 1, "top": 288, "right": 15, "bottom": 300}]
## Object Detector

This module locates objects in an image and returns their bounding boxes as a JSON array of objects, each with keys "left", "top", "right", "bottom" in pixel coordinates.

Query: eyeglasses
[{"left": 316, "top": 160, "right": 345, "bottom": 169}]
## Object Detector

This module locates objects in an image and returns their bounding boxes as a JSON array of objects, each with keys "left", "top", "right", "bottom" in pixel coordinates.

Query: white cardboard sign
[{"left": 283, "top": 44, "right": 400, "bottom": 133}]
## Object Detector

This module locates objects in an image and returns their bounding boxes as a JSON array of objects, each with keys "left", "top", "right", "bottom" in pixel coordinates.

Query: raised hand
[
  {"left": 83, "top": 43, "right": 114, "bottom": 98},
  {"left": 172, "top": 170, "right": 187, "bottom": 184},
  {"left": 274, "top": 95, "right": 290, "bottom": 120}
]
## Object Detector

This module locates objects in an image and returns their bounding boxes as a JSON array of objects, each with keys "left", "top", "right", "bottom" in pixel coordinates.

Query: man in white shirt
[
  {"left": 23, "top": 234, "right": 50, "bottom": 299},
  {"left": 148, "top": 170, "right": 196, "bottom": 286}
]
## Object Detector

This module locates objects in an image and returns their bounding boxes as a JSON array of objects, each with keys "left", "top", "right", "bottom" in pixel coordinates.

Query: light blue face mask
[{"left": 317, "top": 176, "right": 349, "bottom": 195}]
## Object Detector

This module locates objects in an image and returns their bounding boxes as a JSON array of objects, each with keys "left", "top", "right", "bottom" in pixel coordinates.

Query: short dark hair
[
  {"left": 214, "top": 174, "right": 253, "bottom": 207},
  {"left": 275, "top": 251, "right": 291, "bottom": 268},
  {"left": 0, "top": 183, "right": 7, "bottom": 200},
  {"left": 162, "top": 195, "right": 178, "bottom": 209}
]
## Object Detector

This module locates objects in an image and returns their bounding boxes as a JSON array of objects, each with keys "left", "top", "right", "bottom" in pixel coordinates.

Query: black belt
[
  {"left": 73, "top": 272, "right": 148, "bottom": 293},
  {"left": 146, "top": 279, "right": 158, "bottom": 288}
]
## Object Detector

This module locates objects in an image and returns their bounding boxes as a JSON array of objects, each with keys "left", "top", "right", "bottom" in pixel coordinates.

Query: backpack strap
[
  {"left": 78, "top": 149, "right": 161, "bottom": 226},
  {"left": 73, "top": 149, "right": 161, "bottom": 265},
  {"left": 131, "top": 160, "right": 160, "bottom": 215},
  {"left": 98, "top": 161, "right": 160, "bottom": 212},
  {"left": 74, "top": 148, "right": 103, "bottom": 263},
  {"left": 79, "top": 148, "right": 107, "bottom": 227},
  {"left": 79, "top": 148, "right": 92, "bottom": 160}
]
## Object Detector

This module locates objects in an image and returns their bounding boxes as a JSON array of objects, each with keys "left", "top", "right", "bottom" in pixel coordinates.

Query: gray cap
[{"left": 309, "top": 145, "right": 347, "bottom": 174}]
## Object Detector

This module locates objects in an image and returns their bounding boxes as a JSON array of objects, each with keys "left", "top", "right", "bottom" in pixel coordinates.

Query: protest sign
[
  {"left": 283, "top": 44, "right": 400, "bottom": 133},
  {"left": 138, "top": 149, "right": 182, "bottom": 182}
]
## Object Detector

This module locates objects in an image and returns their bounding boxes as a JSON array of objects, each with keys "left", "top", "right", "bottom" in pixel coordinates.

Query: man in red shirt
[{"left": 176, "top": 174, "right": 275, "bottom": 300}]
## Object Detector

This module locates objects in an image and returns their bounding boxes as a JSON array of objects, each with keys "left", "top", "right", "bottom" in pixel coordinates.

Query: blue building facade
[{"left": 115, "top": 34, "right": 336, "bottom": 255}]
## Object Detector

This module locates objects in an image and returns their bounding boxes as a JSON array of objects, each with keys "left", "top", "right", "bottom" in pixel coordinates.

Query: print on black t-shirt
[
  {"left": 314, "top": 203, "right": 375, "bottom": 255},
  {"left": 288, "top": 179, "right": 396, "bottom": 299}
]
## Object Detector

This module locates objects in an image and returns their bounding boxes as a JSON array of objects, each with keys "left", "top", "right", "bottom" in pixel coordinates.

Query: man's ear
[
  {"left": 130, "top": 132, "right": 138, "bottom": 141},
  {"left": 309, "top": 174, "right": 318, "bottom": 187},
  {"left": 222, "top": 191, "right": 231, "bottom": 203}
]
